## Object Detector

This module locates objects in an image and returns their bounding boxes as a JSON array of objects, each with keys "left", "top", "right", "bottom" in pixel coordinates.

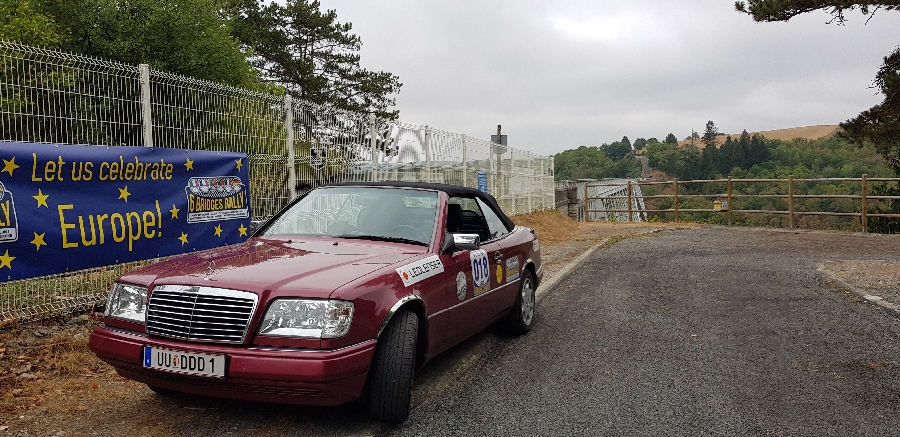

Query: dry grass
[
  {"left": 678, "top": 124, "right": 841, "bottom": 149},
  {"left": 511, "top": 210, "right": 580, "bottom": 243}
]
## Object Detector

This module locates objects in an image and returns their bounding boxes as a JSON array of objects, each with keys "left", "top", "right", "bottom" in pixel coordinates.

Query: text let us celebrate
[{"left": 31, "top": 154, "right": 174, "bottom": 182}]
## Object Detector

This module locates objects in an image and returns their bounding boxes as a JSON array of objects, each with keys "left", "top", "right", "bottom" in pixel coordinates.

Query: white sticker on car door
[
  {"left": 396, "top": 255, "right": 444, "bottom": 287},
  {"left": 470, "top": 249, "right": 490, "bottom": 295}
]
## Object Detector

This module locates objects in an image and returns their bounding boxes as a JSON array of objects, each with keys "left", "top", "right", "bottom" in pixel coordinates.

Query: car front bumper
[{"left": 89, "top": 325, "right": 376, "bottom": 406}]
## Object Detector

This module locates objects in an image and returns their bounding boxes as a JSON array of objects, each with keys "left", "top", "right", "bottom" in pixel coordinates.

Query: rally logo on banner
[
  {"left": 185, "top": 176, "right": 249, "bottom": 224},
  {"left": 0, "top": 142, "right": 252, "bottom": 282}
]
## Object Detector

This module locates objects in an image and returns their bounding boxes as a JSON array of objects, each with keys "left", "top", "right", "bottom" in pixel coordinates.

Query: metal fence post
[
  {"left": 673, "top": 179, "right": 679, "bottom": 222},
  {"left": 285, "top": 95, "right": 297, "bottom": 201},
  {"left": 424, "top": 126, "right": 432, "bottom": 183},
  {"left": 550, "top": 156, "right": 555, "bottom": 209},
  {"left": 139, "top": 64, "right": 153, "bottom": 147},
  {"left": 788, "top": 175, "right": 794, "bottom": 229},
  {"left": 584, "top": 183, "right": 589, "bottom": 222},
  {"left": 862, "top": 173, "right": 868, "bottom": 233},
  {"left": 627, "top": 180, "right": 633, "bottom": 222},
  {"left": 527, "top": 152, "right": 533, "bottom": 213},
  {"left": 462, "top": 135, "right": 467, "bottom": 187},
  {"left": 727, "top": 176, "right": 733, "bottom": 226},
  {"left": 489, "top": 141, "right": 495, "bottom": 197},
  {"left": 510, "top": 147, "right": 516, "bottom": 214},
  {"left": 369, "top": 113, "right": 377, "bottom": 182}
]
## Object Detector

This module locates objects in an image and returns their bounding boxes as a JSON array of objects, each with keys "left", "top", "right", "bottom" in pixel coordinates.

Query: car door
[{"left": 444, "top": 196, "right": 516, "bottom": 345}]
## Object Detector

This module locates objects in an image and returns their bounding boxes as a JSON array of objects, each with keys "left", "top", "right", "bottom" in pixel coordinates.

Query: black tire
[
  {"left": 503, "top": 269, "right": 536, "bottom": 335},
  {"left": 366, "top": 310, "right": 418, "bottom": 423}
]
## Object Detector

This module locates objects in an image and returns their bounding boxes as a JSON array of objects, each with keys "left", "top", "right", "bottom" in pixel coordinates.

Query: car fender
[
  {"left": 376, "top": 294, "right": 425, "bottom": 338},
  {"left": 523, "top": 257, "right": 541, "bottom": 287}
]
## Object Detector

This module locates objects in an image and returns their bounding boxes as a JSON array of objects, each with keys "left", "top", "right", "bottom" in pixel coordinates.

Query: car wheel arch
[
  {"left": 523, "top": 260, "right": 539, "bottom": 287},
  {"left": 377, "top": 295, "right": 428, "bottom": 365}
]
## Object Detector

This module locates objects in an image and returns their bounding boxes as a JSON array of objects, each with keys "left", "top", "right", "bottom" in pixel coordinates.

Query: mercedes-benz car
[{"left": 89, "top": 181, "right": 542, "bottom": 422}]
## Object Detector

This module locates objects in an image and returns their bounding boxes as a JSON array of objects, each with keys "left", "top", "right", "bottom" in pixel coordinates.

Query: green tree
[
  {"left": 735, "top": 1, "right": 900, "bottom": 172},
  {"left": 701, "top": 120, "right": 719, "bottom": 150},
  {"left": 841, "top": 48, "right": 900, "bottom": 173},
  {"left": 43, "top": 0, "right": 255, "bottom": 87},
  {"left": 0, "top": 0, "right": 63, "bottom": 46},
  {"left": 664, "top": 133, "right": 678, "bottom": 144},
  {"left": 231, "top": 0, "right": 402, "bottom": 118},
  {"left": 735, "top": 1, "right": 899, "bottom": 22},
  {"left": 554, "top": 145, "right": 641, "bottom": 180},
  {"left": 601, "top": 140, "right": 632, "bottom": 160}
]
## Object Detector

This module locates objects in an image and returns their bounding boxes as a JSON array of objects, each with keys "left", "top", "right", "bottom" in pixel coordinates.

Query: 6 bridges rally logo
[{"left": 185, "top": 176, "right": 249, "bottom": 224}]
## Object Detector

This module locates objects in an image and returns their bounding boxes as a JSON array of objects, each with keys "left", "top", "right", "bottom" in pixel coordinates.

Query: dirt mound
[{"left": 511, "top": 210, "right": 579, "bottom": 243}]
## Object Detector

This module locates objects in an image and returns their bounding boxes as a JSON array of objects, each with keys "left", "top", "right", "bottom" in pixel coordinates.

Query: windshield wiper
[{"left": 333, "top": 234, "right": 428, "bottom": 246}]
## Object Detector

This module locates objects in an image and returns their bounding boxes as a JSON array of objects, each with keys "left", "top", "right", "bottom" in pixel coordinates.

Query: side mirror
[{"left": 441, "top": 233, "right": 481, "bottom": 253}]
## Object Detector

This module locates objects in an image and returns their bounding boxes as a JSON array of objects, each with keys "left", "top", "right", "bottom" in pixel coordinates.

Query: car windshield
[{"left": 260, "top": 187, "right": 439, "bottom": 246}]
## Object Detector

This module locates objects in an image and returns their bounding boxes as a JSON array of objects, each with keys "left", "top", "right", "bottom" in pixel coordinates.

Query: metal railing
[
  {"left": 584, "top": 175, "right": 900, "bottom": 232},
  {"left": 0, "top": 40, "right": 554, "bottom": 324}
]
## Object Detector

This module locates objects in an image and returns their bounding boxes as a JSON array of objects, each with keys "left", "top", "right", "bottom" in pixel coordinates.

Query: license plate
[{"left": 143, "top": 346, "right": 226, "bottom": 379}]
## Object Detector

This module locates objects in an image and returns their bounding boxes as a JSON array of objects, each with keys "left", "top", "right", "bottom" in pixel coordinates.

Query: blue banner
[{"left": 0, "top": 142, "right": 252, "bottom": 281}]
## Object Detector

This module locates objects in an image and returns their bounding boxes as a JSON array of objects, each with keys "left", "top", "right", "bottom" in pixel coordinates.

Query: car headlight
[
  {"left": 258, "top": 299, "right": 354, "bottom": 339},
  {"left": 105, "top": 282, "right": 148, "bottom": 323}
]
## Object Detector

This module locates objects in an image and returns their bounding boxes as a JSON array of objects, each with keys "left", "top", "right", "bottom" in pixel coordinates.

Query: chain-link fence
[{"left": 0, "top": 40, "right": 554, "bottom": 323}]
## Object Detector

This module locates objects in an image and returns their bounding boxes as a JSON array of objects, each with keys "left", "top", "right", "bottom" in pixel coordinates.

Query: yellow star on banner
[
  {"left": 185, "top": 158, "right": 194, "bottom": 171},
  {"left": 33, "top": 189, "right": 49, "bottom": 208},
  {"left": 238, "top": 223, "right": 248, "bottom": 237},
  {"left": 214, "top": 224, "right": 223, "bottom": 237},
  {"left": 31, "top": 232, "right": 46, "bottom": 251},
  {"left": 169, "top": 204, "right": 180, "bottom": 220},
  {"left": 2, "top": 157, "right": 19, "bottom": 177},
  {"left": 235, "top": 159, "right": 243, "bottom": 171},
  {"left": 0, "top": 250, "right": 14, "bottom": 269},
  {"left": 118, "top": 186, "right": 131, "bottom": 203},
  {"left": 178, "top": 232, "right": 189, "bottom": 246}
]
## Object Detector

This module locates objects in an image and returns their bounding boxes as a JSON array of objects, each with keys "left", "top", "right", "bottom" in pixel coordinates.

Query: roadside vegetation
[
  {"left": 0, "top": 0, "right": 402, "bottom": 118},
  {"left": 554, "top": 123, "right": 898, "bottom": 231}
]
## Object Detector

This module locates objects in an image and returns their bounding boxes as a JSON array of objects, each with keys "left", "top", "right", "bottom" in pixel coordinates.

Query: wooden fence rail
[{"left": 584, "top": 175, "right": 900, "bottom": 233}]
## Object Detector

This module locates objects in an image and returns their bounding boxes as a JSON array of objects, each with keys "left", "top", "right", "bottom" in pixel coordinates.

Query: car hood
[{"left": 122, "top": 237, "right": 424, "bottom": 299}]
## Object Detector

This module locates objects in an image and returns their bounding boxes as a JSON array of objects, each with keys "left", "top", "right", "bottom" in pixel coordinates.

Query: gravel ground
[
  {"left": 3, "top": 224, "right": 900, "bottom": 436},
  {"left": 389, "top": 227, "right": 900, "bottom": 436}
]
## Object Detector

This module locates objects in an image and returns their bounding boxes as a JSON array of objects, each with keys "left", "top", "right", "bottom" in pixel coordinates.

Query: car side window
[
  {"left": 476, "top": 198, "right": 511, "bottom": 241},
  {"left": 448, "top": 197, "right": 490, "bottom": 242}
]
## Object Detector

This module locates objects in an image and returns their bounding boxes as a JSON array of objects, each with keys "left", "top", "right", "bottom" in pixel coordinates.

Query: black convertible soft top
[{"left": 323, "top": 181, "right": 516, "bottom": 231}]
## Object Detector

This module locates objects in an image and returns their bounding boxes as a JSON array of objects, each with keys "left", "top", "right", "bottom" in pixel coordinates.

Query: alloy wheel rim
[{"left": 521, "top": 276, "right": 534, "bottom": 325}]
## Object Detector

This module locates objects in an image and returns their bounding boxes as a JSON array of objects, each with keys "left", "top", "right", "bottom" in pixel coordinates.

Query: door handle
[{"left": 493, "top": 252, "right": 503, "bottom": 263}]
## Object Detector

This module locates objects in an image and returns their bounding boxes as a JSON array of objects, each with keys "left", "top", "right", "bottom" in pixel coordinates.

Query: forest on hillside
[{"left": 553, "top": 130, "right": 900, "bottom": 232}]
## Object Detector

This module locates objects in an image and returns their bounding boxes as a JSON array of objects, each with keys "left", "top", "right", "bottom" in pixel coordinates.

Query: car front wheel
[{"left": 366, "top": 310, "right": 418, "bottom": 423}]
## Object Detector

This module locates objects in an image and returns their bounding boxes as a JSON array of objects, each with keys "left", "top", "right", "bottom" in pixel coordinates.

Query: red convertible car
[{"left": 89, "top": 182, "right": 542, "bottom": 422}]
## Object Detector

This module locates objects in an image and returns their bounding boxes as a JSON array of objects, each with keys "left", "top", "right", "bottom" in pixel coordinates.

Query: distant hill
[{"left": 677, "top": 125, "right": 841, "bottom": 149}]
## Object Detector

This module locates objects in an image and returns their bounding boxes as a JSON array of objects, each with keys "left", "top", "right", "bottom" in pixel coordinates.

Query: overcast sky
[{"left": 317, "top": 0, "right": 900, "bottom": 156}]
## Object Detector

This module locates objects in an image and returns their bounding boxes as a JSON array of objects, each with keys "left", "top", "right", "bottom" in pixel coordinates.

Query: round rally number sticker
[{"left": 470, "top": 250, "right": 489, "bottom": 288}]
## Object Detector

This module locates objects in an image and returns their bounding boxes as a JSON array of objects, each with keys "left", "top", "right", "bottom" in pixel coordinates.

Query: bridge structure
[{"left": 555, "top": 179, "right": 647, "bottom": 222}]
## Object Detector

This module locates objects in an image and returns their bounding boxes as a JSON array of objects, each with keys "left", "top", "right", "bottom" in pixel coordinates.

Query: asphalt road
[{"left": 388, "top": 227, "right": 900, "bottom": 436}]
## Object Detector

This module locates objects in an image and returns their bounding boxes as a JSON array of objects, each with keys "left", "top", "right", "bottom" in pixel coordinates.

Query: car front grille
[{"left": 146, "top": 285, "right": 258, "bottom": 344}]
